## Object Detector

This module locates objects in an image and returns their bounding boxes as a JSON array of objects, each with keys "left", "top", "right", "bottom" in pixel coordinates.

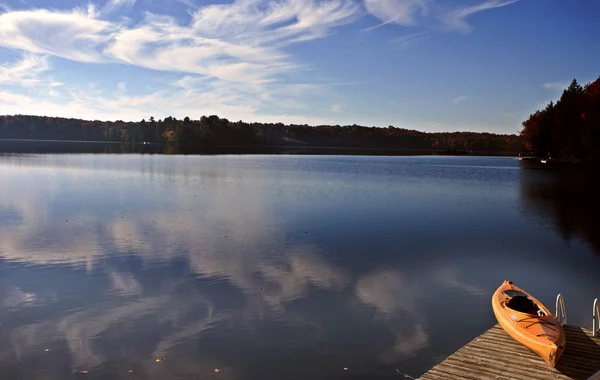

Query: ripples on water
[{"left": 0, "top": 154, "right": 598, "bottom": 379}]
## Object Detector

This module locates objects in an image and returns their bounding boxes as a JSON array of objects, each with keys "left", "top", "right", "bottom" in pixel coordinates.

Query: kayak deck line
[{"left": 417, "top": 324, "right": 600, "bottom": 380}]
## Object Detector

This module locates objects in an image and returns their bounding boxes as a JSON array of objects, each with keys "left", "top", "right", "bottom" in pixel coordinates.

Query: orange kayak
[{"left": 492, "top": 280, "right": 566, "bottom": 367}]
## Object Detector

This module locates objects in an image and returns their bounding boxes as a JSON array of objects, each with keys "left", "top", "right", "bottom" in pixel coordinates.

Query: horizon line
[{"left": 0, "top": 114, "right": 522, "bottom": 137}]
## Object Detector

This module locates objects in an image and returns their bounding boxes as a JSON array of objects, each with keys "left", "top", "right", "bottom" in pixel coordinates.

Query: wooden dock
[{"left": 418, "top": 325, "right": 600, "bottom": 380}]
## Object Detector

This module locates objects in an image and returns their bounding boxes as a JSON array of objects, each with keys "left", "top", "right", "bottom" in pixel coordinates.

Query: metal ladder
[
  {"left": 556, "top": 294, "right": 567, "bottom": 326},
  {"left": 556, "top": 294, "right": 600, "bottom": 337},
  {"left": 557, "top": 295, "right": 600, "bottom": 380},
  {"left": 590, "top": 299, "right": 600, "bottom": 380},
  {"left": 594, "top": 298, "right": 599, "bottom": 338}
]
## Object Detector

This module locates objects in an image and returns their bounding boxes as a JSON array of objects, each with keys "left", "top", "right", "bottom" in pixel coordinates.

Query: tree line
[
  {"left": 0, "top": 114, "right": 524, "bottom": 154},
  {"left": 521, "top": 76, "right": 600, "bottom": 162}
]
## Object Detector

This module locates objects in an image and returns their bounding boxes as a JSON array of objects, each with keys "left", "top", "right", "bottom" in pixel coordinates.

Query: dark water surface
[{"left": 0, "top": 155, "right": 598, "bottom": 380}]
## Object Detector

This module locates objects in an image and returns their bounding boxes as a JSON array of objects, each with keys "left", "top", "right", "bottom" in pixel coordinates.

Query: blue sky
[{"left": 0, "top": 0, "right": 598, "bottom": 133}]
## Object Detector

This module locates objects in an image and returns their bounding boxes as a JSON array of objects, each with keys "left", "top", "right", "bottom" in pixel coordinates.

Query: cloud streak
[
  {"left": 441, "top": 0, "right": 520, "bottom": 33},
  {"left": 542, "top": 81, "right": 568, "bottom": 91},
  {"left": 0, "top": 53, "right": 48, "bottom": 86},
  {"left": 363, "top": 0, "right": 520, "bottom": 34},
  {"left": 101, "top": 0, "right": 136, "bottom": 14},
  {"left": 363, "top": 0, "right": 429, "bottom": 29},
  {"left": 390, "top": 32, "right": 429, "bottom": 48},
  {"left": 452, "top": 95, "right": 468, "bottom": 104},
  {"left": 330, "top": 103, "right": 343, "bottom": 113}
]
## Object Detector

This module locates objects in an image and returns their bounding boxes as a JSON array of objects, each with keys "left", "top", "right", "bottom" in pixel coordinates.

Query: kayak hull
[{"left": 492, "top": 280, "right": 566, "bottom": 367}]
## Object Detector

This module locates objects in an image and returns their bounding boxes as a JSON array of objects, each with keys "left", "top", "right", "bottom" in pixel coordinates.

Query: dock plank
[{"left": 419, "top": 325, "right": 600, "bottom": 380}]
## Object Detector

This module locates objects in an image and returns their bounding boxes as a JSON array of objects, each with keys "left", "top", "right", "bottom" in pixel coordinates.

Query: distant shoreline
[
  {"left": 0, "top": 114, "right": 524, "bottom": 156},
  {"left": 0, "top": 139, "right": 521, "bottom": 157}
]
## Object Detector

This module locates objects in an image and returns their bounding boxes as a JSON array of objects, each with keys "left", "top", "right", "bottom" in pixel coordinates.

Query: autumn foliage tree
[{"left": 521, "top": 77, "right": 600, "bottom": 162}]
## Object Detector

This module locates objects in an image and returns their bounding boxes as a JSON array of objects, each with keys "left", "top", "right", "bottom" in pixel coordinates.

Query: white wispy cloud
[
  {"left": 542, "top": 81, "right": 568, "bottom": 91},
  {"left": 363, "top": 0, "right": 520, "bottom": 34},
  {"left": 0, "top": 7, "right": 116, "bottom": 62},
  {"left": 101, "top": 0, "right": 136, "bottom": 14},
  {"left": 0, "top": 0, "right": 359, "bottom": 83},
  {"left": 422, "top": 121, "right": 440, "bottom": 129},
  {"left": 452, "top": 95, "right": 468, "bottom": 104},
  {"left": 0, "top": 0, "right": 362, "bottom": 122},
  {"left": 330, "top": 104, "right": 343, "bottom": 113},
  {"left": 0, "top": 53, "right": 48, "bottom": 86},
  {"left": 390, "top": 32, "right": 429, "bottom": 48},
  {"left": 104, "top": 0, "right": 359, "bottom": 85},
  {"left": 191, "top": 0, "right": 360, "bottom": 44},
  {"left": 363, "top": 0, "right": 429, "bottom": 30},
  {"left": 0, "top": 91, "right": 32, "bottom": 105},
  {"left": 0, "top": 85, "right": 331, "bottom": 125},
  {"left": 0, "top": 0, "right": 521, "bottom": 125},
  {"left": 441, "top": 0, "right": 520, "bottom": 34},
  {"left": 174, "top": 0, "right": 199, "bottom": 9}
]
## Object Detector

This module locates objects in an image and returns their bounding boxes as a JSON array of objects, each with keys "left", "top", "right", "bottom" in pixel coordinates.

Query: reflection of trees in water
[{"left": 520, "top": 166, "right": 600, "bottom": 255}]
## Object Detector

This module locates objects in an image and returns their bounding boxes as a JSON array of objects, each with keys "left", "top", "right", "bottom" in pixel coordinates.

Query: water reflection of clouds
[
  {"left": 432, "top": 265, "right": 485, "bottom": 296},
  {"left": 0, "top": 156, "right": 491, "bottom": 379},
  {"left": 3, "top": 287, "right": 39, "bottom": 309},
  {"left": 109, "top": 271, "right": 143, "bottom": 297},
  {"left": 357, "top": 270, "right": 419, "bottom": 318},
  {"left": 0, "top": 167, "right": 103, "bottom": 268},
  {"left": 356, "top": 269, "right": 429, "bottom": 362},
  {"left": 7, "top": 292, "right": 211, "bottom": 369},
  {"left": 355, "top": 265, "right": 484, "bottom": 361},
  {"left": 0, "top": 161, "right": 354, "bottom": 375}
]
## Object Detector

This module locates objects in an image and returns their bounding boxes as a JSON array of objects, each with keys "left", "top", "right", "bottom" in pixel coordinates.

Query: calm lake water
[{"left": 0, "top": 154, "right": 598, "bottom": 379}]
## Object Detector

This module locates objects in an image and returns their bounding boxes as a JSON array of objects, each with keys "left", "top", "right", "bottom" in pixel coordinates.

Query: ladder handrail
[
  {"left": 594, "top": 298, "right": 599, "bottom": 338},
  {"left": 555, "top": 294, "right": 567, "bottom": 326}
]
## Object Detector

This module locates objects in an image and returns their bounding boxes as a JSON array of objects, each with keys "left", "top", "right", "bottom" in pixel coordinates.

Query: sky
[{"left": 0, "top": 0, "right": 598, "bottom": 133}]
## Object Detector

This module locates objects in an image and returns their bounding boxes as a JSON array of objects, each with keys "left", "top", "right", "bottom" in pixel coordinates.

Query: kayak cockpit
[{"left": 503, "top": 291, "right": 546, "bottom": 316}]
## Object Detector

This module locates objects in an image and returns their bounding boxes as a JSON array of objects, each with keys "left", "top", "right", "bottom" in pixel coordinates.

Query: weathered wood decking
[{"left": 419, "top": 325, "right": 600, "bottom": 380}]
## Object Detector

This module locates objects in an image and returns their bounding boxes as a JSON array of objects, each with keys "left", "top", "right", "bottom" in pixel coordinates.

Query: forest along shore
[{"left": 0, "top": 115, "right": 523, "bottom": 156}]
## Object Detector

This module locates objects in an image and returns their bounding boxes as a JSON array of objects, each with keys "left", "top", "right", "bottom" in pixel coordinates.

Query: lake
[{"left": 0, "top": 154, "right": 598, "bottom": 380}]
